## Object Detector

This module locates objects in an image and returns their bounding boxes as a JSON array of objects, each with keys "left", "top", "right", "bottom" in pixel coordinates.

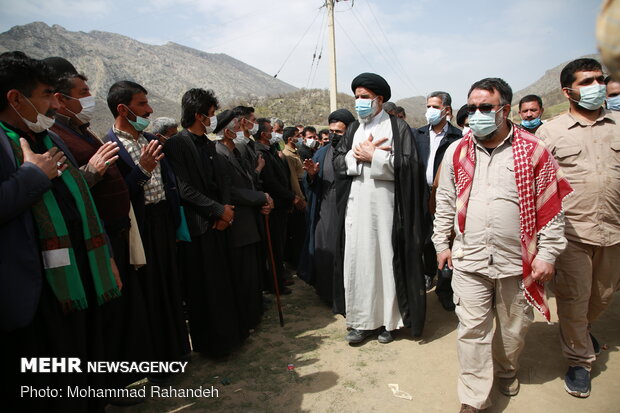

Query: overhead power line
[{"left": 274, "top": 7, "right": 324, "bottom": 79}]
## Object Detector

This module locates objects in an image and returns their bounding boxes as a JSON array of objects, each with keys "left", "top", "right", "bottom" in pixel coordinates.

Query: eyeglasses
[{"left": 467, "top": 104, "right": 503, "bottom": 114}]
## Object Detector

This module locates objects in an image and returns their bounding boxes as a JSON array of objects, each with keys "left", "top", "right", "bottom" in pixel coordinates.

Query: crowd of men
[{"left": 0, "top": 50, "right": 618, "bottom": 413}]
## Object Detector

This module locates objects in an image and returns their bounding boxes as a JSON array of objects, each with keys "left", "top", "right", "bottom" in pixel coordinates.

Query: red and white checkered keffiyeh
[{"left": 453, "top": 127, "right": 573, "bottom": 321}]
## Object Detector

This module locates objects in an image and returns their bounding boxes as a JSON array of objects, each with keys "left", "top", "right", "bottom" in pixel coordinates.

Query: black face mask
[{"left": 329, "top": 132, "right": 344, "bottom": 147}]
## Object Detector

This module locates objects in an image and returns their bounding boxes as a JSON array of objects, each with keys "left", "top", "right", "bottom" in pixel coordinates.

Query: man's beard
[
  {"left": 359, "top": 114, "right": 372, "bottom": 124},
  {"left": 358, "top": 105, "right": 378, "bottom": 124},
  {"left": 474, "top": 129, "right": 498, "bottom": 142}
]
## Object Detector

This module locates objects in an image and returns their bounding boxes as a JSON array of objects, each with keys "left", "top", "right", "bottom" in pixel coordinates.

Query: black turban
[
  {"left": 456, "top": 104, "right": 469, "bottom": 128},
  {"left": 328, "top": 109, "right": 356, "bottom": 127},
  {"left": 43, "top": 56, "right": 78, "bottom": 79},
  {"left": 351, "top": 72, "right": 391, "bottom": 101},
  {"left": 213, "top": 109, "right": 236, "bottom": 134}
]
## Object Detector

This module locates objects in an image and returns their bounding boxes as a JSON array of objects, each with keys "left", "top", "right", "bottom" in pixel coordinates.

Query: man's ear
[
  {"left": 562, "top": 87, "right": 575, "bottom": 101},
  {"left": 117, "top": 104, "right": 130, "bottom": 118},
  {"left": 54, "top": 92, "right": 66, "bottom": 107},
  {"left": 503, "top": 104, "right": 511, "bottom": 117},
  {"left": 6, "top": 89, "right": 22, "bottom": 108}
]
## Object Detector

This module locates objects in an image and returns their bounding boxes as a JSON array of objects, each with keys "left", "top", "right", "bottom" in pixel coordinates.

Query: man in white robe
[{"left": 333, "top": 73, "right": 427, "bottom": 344}]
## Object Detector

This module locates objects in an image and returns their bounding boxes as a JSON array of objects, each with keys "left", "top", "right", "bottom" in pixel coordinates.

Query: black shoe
[
  {"left": 425, "top": 275, "right": 434, "bottom": 291},
  {"left": 438, "top": 295, "right": 455, "bottom": 311},
  {"left": 497, "top": 376, "right": 520, "bottom": 396},
  {"left": 564, "top": 366, "right": 591, "bottom": 398},
  {"left": 284, "top": 279, "right": 295, "bottom": 286},
  {"left": 377, "top": 329, "right": 394, "bottom": 344},
  {"left": 279, "top": 286, "right": 292, "bottom": 295},
  {"left": 345, "top": 329, "right": 374, "bottom": 344},
  {"left": 590, "top": 333, "right": 600, "bottom": 356}
]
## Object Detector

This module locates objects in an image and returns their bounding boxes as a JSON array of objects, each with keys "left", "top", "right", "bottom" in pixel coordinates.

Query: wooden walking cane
[{"left": 264, "top": 214, "right": 284, "bottom": 327}]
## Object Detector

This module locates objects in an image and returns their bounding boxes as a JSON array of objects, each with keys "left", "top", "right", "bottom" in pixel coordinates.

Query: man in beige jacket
[
  {"left": 434, "top": 77, "right": 572, "bottom": 413},
  {"left": 538, "top": 57, "right": 620, "bottom": 399}
]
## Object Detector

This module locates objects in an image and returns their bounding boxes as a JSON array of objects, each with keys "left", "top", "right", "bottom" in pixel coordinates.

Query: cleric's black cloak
[{"left": 332, "top": 114, "right": 429, "bottom": 337}]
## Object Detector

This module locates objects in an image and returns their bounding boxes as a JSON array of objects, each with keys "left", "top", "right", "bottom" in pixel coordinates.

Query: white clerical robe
[{"left": 343, "top": 110, "right": 403, "bottom": 331}]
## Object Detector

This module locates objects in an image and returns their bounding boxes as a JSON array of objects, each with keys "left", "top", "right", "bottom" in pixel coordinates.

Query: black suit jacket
[
  {"left": 104, "top": 129, "right": 180, "bottom": 234},
  {"left": 412, "top": 122, "right": 462, "bottom": 183},
  {"left": 216, "top": 142, "right": 266, "bottom": 247},
  {"left": 163, "top": 129, "right": 231, "bottom": 238},
  {"left": 255, "top": 141, "right": 295, "bottom": 210}
]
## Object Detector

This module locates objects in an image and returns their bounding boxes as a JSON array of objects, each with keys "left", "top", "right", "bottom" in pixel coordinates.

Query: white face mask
[
  {"left": 64, "top": 95, "right": 96, "bottom": 123},
  {"left": 11, "top": 95, "right": 55, "bottom": 133},
  {"left": 304, "top": 138, "right": 318, "bottom": 149},
  {"left": 248, "top": 120, "right": 258, "bottom": 135},
  {"left": 234, "top": 130, "right": 248, "bottom": 144},
  {"left": 269, "top": 132, "right": 280, "bottom": 144},
  {"left": 201, "top": 114, "right": 218, "bottom": 134}
]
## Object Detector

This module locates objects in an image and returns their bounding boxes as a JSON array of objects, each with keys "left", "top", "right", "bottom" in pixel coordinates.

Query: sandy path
[{"left": 108, "top": 279, "right": 620, "bottom": 413}]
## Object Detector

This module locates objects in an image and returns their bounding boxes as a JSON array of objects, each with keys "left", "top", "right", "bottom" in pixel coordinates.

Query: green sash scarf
[{"left": 1, "top": 122, "right": 120, "bottom": 311}]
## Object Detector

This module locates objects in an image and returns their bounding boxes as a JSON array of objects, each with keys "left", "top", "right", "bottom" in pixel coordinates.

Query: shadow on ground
[{"left": 107, "top": 277, "right": 339, "bottom": 413}]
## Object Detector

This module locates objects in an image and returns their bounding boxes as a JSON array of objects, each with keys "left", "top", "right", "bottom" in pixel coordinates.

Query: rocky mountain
[
  {"left": 393, "top": 96, "right": 427, "bottom": 128},
  {"left": 0, "top": 22, "right": 297, "bottom": 135},
  {"left": 0, "top": 22, "right": 602, "bottom": 134},
  {"left": 231, "top": 88, "right": 355, "bottom": 127},
  {"left": 512, "top": 53, "right": 600, "bottom": 110}
]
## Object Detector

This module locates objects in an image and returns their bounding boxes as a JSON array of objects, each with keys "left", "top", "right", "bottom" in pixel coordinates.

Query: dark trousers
[
  {"left": 424, "top": 228, "right": 453, "bottom": 300},
  {"left": 263, "top": 208, "right": 288, "bottom": 292},
  {"left": 285, "top": 207, "right": 306, "bottom": 269}
]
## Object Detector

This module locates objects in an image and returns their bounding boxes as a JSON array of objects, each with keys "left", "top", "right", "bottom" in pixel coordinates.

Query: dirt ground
[{"left": 107, "top": 278, "right": 620, "bottom": 413}]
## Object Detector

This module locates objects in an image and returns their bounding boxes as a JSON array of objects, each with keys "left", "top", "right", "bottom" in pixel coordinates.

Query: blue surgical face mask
[
  {"left": 569, "top": 83, "right": 606, "bottom": 111},
  {"left": 355, "top": 97, "right": 376, "bottom": 119},
  {"left": 425, "top": 107, "right": 445, "bottom": 126},
  {"left": 468, "top": 106, "right": 504, "bottom": 140},
  {"left": 606, "top": 95, "right": 620, "bottom": 111},
  {"left": 521, "top": 117, "right": 542, "bottom": 130},
  {"left": 124, "top": 105, "right": 150, "bottom": 132}
]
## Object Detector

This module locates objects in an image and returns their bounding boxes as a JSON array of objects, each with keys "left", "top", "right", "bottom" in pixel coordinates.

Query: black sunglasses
[{"left": 467, "top": 104, "right": 503, "bottom": 114}]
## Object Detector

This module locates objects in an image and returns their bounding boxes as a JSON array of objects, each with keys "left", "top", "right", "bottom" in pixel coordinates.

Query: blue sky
[{"left": 0, "top": 0, "right": 602, "bottom": 107}]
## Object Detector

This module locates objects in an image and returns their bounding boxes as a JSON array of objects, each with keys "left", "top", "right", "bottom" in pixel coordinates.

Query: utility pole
[{"left": 327, "top": 0, "right": 338, "bottom": 112}]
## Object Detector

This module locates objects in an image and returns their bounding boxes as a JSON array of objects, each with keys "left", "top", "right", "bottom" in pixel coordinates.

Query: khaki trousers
[
  {"left": 452, "top": 270, "right": 534, "bottom": 409},
  {"left": 551, "top": 240, "right": 620, "bottom": 369}
]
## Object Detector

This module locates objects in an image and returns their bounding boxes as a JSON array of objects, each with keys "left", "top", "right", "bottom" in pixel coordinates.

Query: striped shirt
[{"left": 113, "top": 127, "right": 165, "bottom": 204}]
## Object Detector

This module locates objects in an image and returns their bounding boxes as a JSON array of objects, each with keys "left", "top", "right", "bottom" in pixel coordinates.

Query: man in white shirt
[{"left": 412, "top": 91, "right": 462, "bottom": 311}]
